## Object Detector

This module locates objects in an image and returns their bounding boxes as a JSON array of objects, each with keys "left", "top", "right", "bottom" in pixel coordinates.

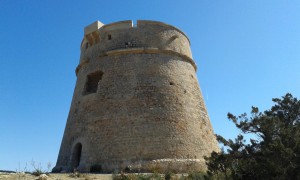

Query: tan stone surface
[{"left": 54, "top": 20, "right": 219, "bottom": 173}]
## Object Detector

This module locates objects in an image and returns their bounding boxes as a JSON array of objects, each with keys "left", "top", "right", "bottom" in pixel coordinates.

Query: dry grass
[{"left": 0, "top": 172, "right": 112, "bottom": 180}]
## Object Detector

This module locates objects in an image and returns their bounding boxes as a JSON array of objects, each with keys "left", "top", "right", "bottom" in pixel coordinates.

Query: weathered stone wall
[{"left": 53, "top": 20, "right": 219, "bottom": 173}]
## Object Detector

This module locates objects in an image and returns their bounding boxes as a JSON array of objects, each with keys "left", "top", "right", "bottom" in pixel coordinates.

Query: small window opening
[
  {"left": 170, "top": 35, "right": 179, "bottom": 41},
  {"left": 85, "top": 43, "right": 89, "bottom": 49},
  {"left": 125, "top": 42, "right": 129, "bottom": 48},
  {"left": 170, "top": 82, "right": 175, "bottom": 85},
  {"left": 108, "top": 34, "right": 112, "bottom": 40},
  {"left": 83, "top": 71, "right": 103, "bottom": 95},
  {"left": 70, "top": 143, "right": 82, "bottom": 169}
]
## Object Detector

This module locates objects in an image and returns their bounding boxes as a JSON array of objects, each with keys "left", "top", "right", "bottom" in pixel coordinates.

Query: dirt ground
[{"left": 0, "top": 172, "right": 113, "bottom": 180}]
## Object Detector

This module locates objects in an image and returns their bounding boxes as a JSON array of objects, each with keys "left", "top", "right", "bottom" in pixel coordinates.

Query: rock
[
  {"left": 38, "top": 174, "right": 48, "bottom": 180},
  {"left": 18, "top": 172, "right": 25, "bottom": 176}
]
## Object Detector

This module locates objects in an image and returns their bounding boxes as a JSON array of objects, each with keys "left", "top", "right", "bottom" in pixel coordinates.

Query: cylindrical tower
[{"left": 53, "top": 20, "right": 219, "bottom": 173}]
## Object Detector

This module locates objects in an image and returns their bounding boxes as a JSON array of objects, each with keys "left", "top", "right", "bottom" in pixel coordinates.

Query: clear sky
[{"left": 1, "top": 0, "right": 300, "bottom": 171}]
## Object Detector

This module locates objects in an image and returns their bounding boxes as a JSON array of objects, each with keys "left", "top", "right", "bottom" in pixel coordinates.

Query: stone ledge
[
  {"left": 105, "top": 48, "right": 197, "bottom": 71},
  {"left": 76, "top": 48, "right": 197, "bottom": 75}
]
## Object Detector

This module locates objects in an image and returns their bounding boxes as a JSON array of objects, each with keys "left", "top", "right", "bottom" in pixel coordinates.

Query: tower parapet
[
  {"left": 54, "top": 20, "right": 219, "bottom": 173},
  {"left": 77, "top": 20, "right": 195, "bottom": 75}
]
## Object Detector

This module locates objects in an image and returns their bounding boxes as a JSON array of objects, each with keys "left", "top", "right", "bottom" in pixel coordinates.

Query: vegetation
[
  {"left": 112, "top": 171, "right": 208, "bottom": 180},
  {"left": 205, "top": 93, "right": 300, "bottom": 179},
  {"left": 112, "top": 172, "right": 163, "bottom": 180},
  {"left": 68, "top": 171, "right": 91, "bottom": 180},
  {"left": 31, "top": 161, "right": 52, "bottom": 176}
]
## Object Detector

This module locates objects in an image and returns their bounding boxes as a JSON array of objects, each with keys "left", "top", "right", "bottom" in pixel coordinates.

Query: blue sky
[{"left": 1, "top": 0, "right": 300, "bottom": 171}]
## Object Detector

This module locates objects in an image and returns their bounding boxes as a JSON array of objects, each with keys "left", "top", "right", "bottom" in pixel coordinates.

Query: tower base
[{"left": 52, "top": 158, "right": 207, "bottom": 173}]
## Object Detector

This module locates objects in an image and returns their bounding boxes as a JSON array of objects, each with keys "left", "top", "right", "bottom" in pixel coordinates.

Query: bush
[
  {"left": 187, "top": 172, "right": 207, "bottom": 180},
  {"left": 205, "top": 93, "right": 300, "bottom": 179}
]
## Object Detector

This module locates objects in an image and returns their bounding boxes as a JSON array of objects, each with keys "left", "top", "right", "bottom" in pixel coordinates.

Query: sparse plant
[
  {"left": 112, "top": 171, "right": 130, "bottom": 180},
  {"left": 150, "top": 172, "right": 163, "bottom": 180},
  {"left": 69, "top": 169, "right": 80, "bottom": 177},
  {"left": 112, "top": 172, "right": 163, "bottom": 180},
  {"left": 30, "top": 160, "right": 52, "bottom": 176},
  {"left": 187, "top": 172, "right": 207, "bottom": 180},
  {"left": 31, "top": 161, "right": 43, "bottom": 176},
  {"left": 46, "top": 162, "right": 52, "bottom": 173},
  {"left": 164, "top": 171, "right": 174, "bottom": 180},
  {"left": 69, "top": 169, "right": 91, "bottom": 180},
  {"left": 148, "top": 162, "right": 163, "bottom": 173},
  {"left": 165, "top": 161, "right": 178, "bottom": 174},
  {"left": 15, "top": 161, "right": 28, "bottom": 177}
]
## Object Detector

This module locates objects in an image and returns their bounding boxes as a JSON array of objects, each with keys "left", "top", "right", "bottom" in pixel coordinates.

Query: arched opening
[{"left": 71, "top": 143, "right": 82, "bottom": 169}]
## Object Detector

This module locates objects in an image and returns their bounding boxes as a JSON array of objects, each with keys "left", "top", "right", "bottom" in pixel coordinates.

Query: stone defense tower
[{"left": 53, "top": 20, "right": 219, "bottom": 173}]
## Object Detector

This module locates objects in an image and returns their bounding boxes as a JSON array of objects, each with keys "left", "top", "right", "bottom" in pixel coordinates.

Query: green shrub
[
  {"left": 187, "top": 172, "right": 206, "bottom": 180},
  {"left": 164, "top": 171, "right": 174, "bottom": 180}
]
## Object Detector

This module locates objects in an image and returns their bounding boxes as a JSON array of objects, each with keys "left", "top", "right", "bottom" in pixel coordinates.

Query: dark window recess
[
  {"left": 108, "top": 34, "right": 112, "bottom": 40},
  {"left": 83, "top": 71, "right": 103, "bottom": 95},
  {"left": 170, "top": 81, "right": 175, "bottom": 85},
  {"left": 125, "top": 42, "right": 129, "bottom": 47}
]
